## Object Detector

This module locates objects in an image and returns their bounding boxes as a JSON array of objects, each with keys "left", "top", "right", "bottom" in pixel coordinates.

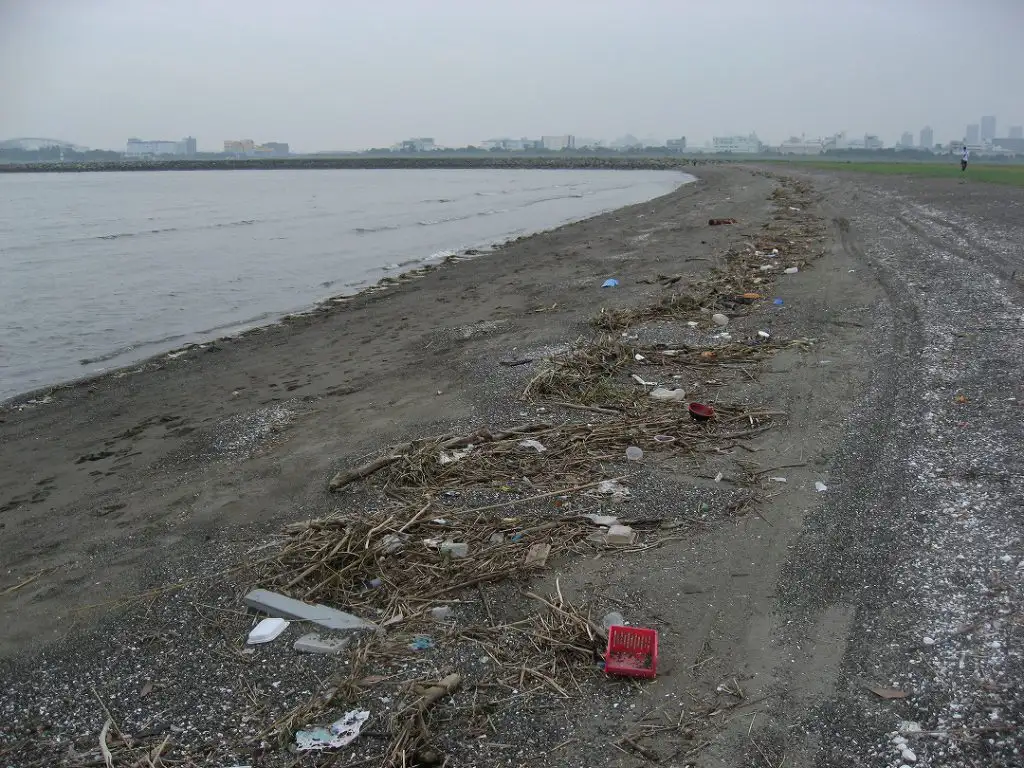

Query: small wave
[
  {"left": 95, "top": 219, "right": 256, "bottom": 241},
  {"left": 352, "top": 224, "right": 400, "bottom": 234},
  {"left": 98, "top": 226, "right": 179, "bottom": 240}
]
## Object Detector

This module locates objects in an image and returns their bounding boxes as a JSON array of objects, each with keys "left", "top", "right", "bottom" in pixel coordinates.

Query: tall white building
[
  {"left": 981, "top": 115, "right": 996, "bottom": 143},
  {"left": 920, "top": 126, "right": 934, "bottom": 150}
]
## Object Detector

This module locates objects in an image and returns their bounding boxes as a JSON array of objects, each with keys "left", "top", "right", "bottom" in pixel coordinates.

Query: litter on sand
[
  {"left": 784, "top": 267, "right": 799, "bottom": 274},
  {"left": 439, "top": 541, "right": 469, "bottom": 558},
  {"left": 582, "top": 513, "right": 620, "bottom": 527},
  {"left": 247, "top": 617, "right": 289, "bottom": 645},
  {"left": 815, "top": 481, "right": 828, "bottom": 492},
  {"left": 602, "top": 611, "right": 625, "bottom": 631},
  {"left": 295, "top": 710, "right": 370, "bottom": 751},
  {"left": 712, "top": 313, "right": 729, "bottom": 326},
  {"left": 773, "top": 298, "right": 785, "bottom": 306},
  {"left": 649, "top": 387, "right": 688, "bottom": 402},
  {"left": 525, "top": 543, "right": 552, "bottom": 568},
  {"left": 293, "top": 632, "right": 351, "bottom": 655},
  {"left": 439, "top": 446, "right": 474, "bottom": 465},
  {"left": 409, "top": 636, "right": 434, "bottom": 651},
  {"left": 625, "top": 446, "right": 643, "bottom": 461},
  {"left": 602, "top": 278, "right": 619, "bottom": 288},
  {"left": 605, "top": 625, "right": 658, "bottom": 678},
  {"left": 605, "top": 524, "right": 637, "bottom": 545},
  {"left": 517, "top": 439, "right": 547, "bottom": 453},
  {"left": 632, "top": 373, "right": 659, "bottom": 387}
]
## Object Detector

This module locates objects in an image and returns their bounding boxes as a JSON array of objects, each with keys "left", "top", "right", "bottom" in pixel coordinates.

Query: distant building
[
  {"left": 666, "top": 137, "right": 687, "bottom": 152},
  {"left": 966, "top": 124, "right": 980, "bottom": 145},
  {"left": 1009, "top": 126, "right": 1023, "bottom": 140},
  {"left": 260, "top": 142, "right": 289, "bottom": 156},
  {"left": 125, "top": 137, "right": 195, "bottom": 157},
  {"left": 395, "top": 137, "right": 436, "bottom": 152},
  {"left": 823, "top": 132, "right": 883, "bottom": 151},
  {"left": 778, "top": 136, "right": 823, "bottom": 155},
  {"left": 610, "top": 134, "right": 643, "bottom": 150},
  {"left": 992, "top": 137, "right": 1024, "bottom": 154},
  {"left": 224, "top": 139, "right": 256, "bottom": 155},
  {"left": 482, "top": 137, "right": 545, "bottom": 151},
  {"left": 541, "top": 135, "right": 575, "bottom": 151},
  {"left": 900, "top": 131, "right": 914, "bottom": 148},
  {"left": 712, "top": 133, "right": 761, "bottom": 153},
  {"left": 919, "top": 126, "right": 934, "bottom": 150},
  {"left": 981, "top": 115, "right": 996, "bottom": 143},
  {"left": 224, "top": 139, "right": 288, "bottom": 157}
]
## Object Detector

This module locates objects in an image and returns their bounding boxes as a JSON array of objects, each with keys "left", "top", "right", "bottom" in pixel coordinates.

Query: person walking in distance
[{"left": 961, "top": 145, "right": 970, "bottom": 172}]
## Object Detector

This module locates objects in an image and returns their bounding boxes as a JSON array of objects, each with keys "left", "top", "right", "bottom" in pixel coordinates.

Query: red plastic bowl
[
  {"left": 688, "top": 402, "right": 715, "bottom": 421},
  {"left": 604, "top": 625, "right": 658, "bottom": 679}
]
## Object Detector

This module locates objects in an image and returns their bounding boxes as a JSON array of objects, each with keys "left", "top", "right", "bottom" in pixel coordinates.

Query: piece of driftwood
[{"left": 328, "top": 455, "right": 402, "bottom": 491}]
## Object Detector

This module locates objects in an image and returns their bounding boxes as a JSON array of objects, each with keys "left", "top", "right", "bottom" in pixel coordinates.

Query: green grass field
[{"left": 795, "top": 160, "right": 1024, "bottom": 186}]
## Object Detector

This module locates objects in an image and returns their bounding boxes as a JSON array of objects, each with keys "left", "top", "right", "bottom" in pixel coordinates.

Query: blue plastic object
[
  {"left": 409, "top": 636, "right": 434, "bottom": 651},
  {"left": 773, "top": 298, "right": 784, "bottom": 306},
  {"left": 602, "top": 278, "right": 619, "bottom": 288}
]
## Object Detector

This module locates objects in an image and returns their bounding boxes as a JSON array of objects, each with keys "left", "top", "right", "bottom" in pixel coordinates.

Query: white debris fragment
[
  {"left": 517, "top": 439, "right": 546, "bottom": 453},
  {"left": 784, "top": 266, "right": 799, "bottom": 274},
  {"left": 596, "top": 480, "right": 630, "bottom": 497},
  {"left": 295, "top": 710, "right": 370, "bottom": 751},
  {"left": 712, "top": 313, "right": 729, "bottom": 326},
  {"left": 439, "top": 446, "right": 474, "bottom": 465},
  {"left": 923, "top": 636, "right": 936, "bottom": 645},
  {"left": 247, "top": 617, "right": 290, "bottom": 645},
  {"left": 815, "top": 481, "right": 828, "bottom": 492},
  {"left": 632, "top": 373, "right": 659, "bottom": 387},
  {"left": 605, "top": 524, "right": 637, "bottom": 545},
  {"left": 439, "top": 541, "right": 469, "bottom": 558},
  {"left": 649, "top": 387, "right": 687, "bottom": 402}
]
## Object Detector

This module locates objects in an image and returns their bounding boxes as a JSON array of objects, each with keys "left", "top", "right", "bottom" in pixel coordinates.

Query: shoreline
[
  {"left": 0, "top": 155, "right": 713, "bottom": 174},
  {"left": 1, "top": 173, "right": 693, "bottom": 408}
]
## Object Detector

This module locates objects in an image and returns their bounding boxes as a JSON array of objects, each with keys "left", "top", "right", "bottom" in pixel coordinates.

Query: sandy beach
[{"left": 1, "top": 165, "right": 1022, "bottom": 767}]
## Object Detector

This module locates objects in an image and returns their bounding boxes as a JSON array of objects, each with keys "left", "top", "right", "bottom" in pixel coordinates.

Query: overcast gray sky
[{"left": 2, "top": 0, "right": 1021, "bottom": 152}]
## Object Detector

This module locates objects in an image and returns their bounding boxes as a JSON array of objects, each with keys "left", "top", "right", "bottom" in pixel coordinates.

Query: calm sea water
[{"left": 0, "top": 168, "right": 689, "bottom": 401}]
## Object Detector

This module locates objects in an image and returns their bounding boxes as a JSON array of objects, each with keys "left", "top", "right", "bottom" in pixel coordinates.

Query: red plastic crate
[{"left": 604, "top": 625, "right": 658, "bottom": 678}]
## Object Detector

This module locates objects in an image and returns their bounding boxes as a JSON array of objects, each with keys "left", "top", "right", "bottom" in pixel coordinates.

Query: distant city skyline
[
  {"left": 8, "top": 112, "right": 1024, "bottom": 156},
  {"left": 2, "top": 1, "right": 1021, "bottom": 155}
]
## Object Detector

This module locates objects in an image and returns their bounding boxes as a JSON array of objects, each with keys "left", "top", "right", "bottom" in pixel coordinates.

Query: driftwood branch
[{"left": 328, "top": 455, "right": 402, "bottom": 491}]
